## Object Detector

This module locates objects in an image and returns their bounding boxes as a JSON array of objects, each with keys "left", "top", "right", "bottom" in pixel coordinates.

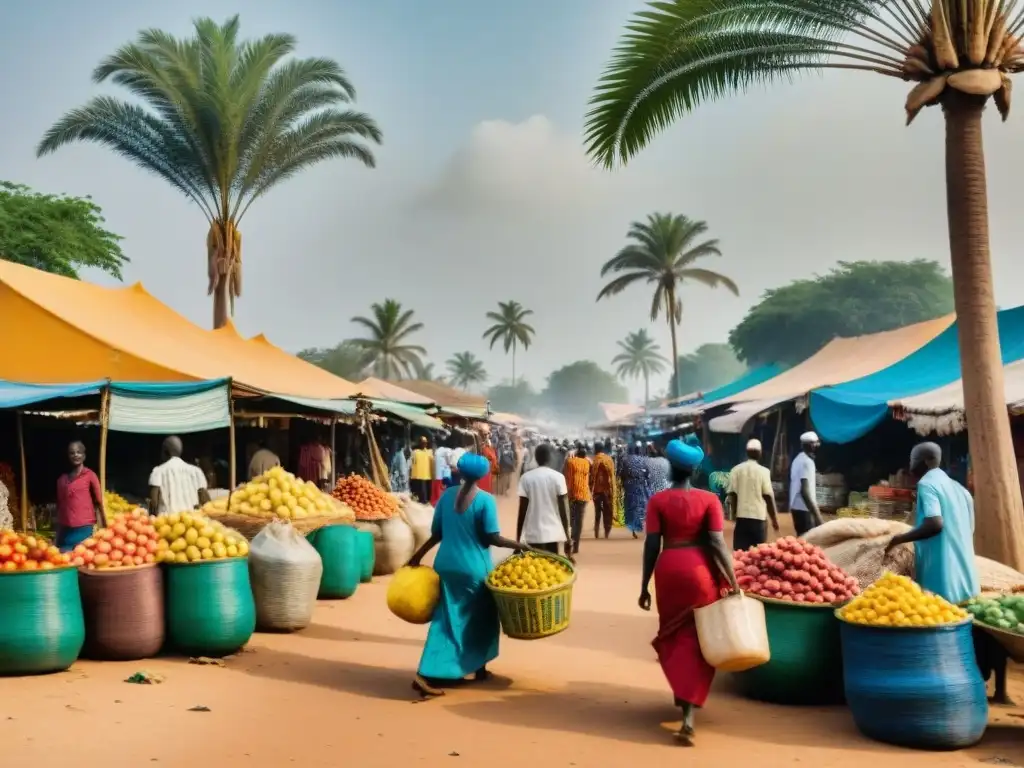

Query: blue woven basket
[{"left": 838, "top": 613, "right": 988, "bottom": 749}]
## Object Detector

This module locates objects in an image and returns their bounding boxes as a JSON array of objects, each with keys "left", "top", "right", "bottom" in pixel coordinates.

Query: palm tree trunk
[
  {"left": 213, "top": 277, "right": 230, "bottom": 330},
  {"left": 667, "top": 286, "right": 681, "bottom": 399},
  {"left": 644, "top": 372, "right": 650, "bottom": 409},
  {"left": 207, "top": 218, "right": 238, "bottom": 330},
  {"left": 512, "top": 340, "right": 517, "bottom": 387},
  {"left": 943, "top": 91, "right": 1024, "bottom": 569}
]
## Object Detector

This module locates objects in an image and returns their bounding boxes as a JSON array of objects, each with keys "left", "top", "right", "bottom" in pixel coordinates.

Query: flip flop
[{"left": 412, "top": 675, "right": 444, "bottom": 698}]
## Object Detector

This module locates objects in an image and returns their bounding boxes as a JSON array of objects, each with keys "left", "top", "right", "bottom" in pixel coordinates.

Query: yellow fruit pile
[
  {"left": 487, "top": 552, "right": 573, "bottom": 593},
  {"left": 104, "top": 490, "right": 134, "bottom": 516},
  {"left": 201, "top": 466, "right": 350, "bottom": 521},
  {"left": 839, "top": 572, "right": 969, "bottom": 627},
  {"left": 152, "top": 511, "right": 249, "bottom": 564}
]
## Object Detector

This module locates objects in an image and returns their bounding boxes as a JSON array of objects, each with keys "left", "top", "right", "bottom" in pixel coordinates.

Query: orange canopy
[{"left": 0, "top": 260, "right": 369, "bottom": 399}]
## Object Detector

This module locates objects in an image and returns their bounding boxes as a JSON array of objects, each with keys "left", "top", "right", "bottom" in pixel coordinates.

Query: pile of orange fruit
[{"left": 331, "top": 474, "right": 398, "bottom": 521}]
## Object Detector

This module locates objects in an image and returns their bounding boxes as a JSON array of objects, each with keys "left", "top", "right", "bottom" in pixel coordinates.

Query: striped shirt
[
  {"left": 149, "top": 457, "right": 208, "bottom": 515},
  {"left": 564, "top": 456, "right": 592, "bottom": 502}
]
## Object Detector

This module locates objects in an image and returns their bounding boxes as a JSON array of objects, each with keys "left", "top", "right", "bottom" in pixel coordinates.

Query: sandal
[{"left": 412, "top": 675, "right": 445, "bottom": 698}]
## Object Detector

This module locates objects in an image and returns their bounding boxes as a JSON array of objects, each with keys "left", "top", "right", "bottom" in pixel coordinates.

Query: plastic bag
[
  {"left": 249, "top": 520, "right": 323, "bottom": 631},
  {"left": 694, "top": 592, "right": 770, "bottom": 672},
  {"left": 387, "top": 565, "right": 440, "bottom": 624},
  {"left": 374, "top": 517, "right": 416, "bottom": 576}
]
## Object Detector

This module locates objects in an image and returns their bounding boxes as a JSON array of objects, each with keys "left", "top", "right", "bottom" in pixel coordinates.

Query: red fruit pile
[
  {"left": 0, "top": 531, "right": 71, "bottom": 571},
  {"left": 734, "top": 536, "right": 859, "bottom": 604},
  {"left": 72, "top": 509, "right": 159, "bottom": 569}
]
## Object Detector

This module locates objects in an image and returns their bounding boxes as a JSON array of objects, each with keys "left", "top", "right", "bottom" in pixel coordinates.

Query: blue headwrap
[
  {"left": 666, "top": 438, "right": 704, "bottom": 470},
  {"left": 458, "top": 452, "right": 491, "bottom": 482}
]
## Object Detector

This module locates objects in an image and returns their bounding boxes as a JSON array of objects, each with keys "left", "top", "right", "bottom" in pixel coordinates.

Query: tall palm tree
[
  {"left": 446, "top": 352, "right": 488, "bottom": 391},
  {"left": 583, "top": 0, "right": 1024, "bottom": 568},
  {"left": 350, "top": 299, "right": 426, "bottom": 380},
  {"left": 36, "top": 15, "right": 381, "bottom": 329},
  {"left": 597, "top": 213, "right": 737, "bottom": 399},
  {"left": 612, "top": 329, "right": 667, "bottom": 406},
  {"left": 482, "top": 301, "right": 536, "bottom": 385}
]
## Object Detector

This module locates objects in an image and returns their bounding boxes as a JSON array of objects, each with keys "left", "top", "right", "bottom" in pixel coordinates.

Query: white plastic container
[{"left": 694, "top": 592, "right": 770, "bottom": 672}]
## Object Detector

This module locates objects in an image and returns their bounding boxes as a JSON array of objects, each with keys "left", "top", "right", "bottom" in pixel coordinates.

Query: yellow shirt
[
  {"left": 410, "top": 449, "right": 433, "bottom": 481},
  {"left": 728, "top": 459, "right": 773, "bottom": 521}
]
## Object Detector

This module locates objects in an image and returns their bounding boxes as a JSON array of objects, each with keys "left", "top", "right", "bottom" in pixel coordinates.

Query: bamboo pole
[
  {"left": 330, "top": 419, "right": 337, "bottom": 486},
  {"left": 228, "top": 396, "right": 237, "bottom": 490},
  {"left": 99, "top": 387, "right": 110, "bottom": 501},
  {"left": 16, "top": 412, "right": 27, "bottom": 531}
]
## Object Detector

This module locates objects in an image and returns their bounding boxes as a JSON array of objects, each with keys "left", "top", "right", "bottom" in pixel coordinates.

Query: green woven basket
[
  {"left": 733, "top": 595, "right": 845, "bottom": 705},
  {"left": 0, "top": 567, "right": 85, "bottom": 675},
  {"left": 312, "top": 524, "right": 361, "bottom": 599},
  {"left": 356, "top": 530, "right": 375, "bottom": 584},
  {"left": 164, "top": 558, "right": 255, "bottom": 657}
]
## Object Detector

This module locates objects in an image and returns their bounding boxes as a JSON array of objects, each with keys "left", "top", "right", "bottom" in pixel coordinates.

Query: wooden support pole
[
  {"left": 16, "top": 412, "right": 27, "bottom": 532},
  {"left": 99, "top": 387, "right": 110, "bottom": 501},
  {"left": 228, "top": 396, "right": 237, "bottom": 490},
  {"left": 330, "top": 419, "right": 337, "bottom": 486}
]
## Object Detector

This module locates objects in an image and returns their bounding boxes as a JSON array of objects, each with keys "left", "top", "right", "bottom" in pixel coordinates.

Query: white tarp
[{"left": 707, "top": 397, "right": 791, "bottom": 434}]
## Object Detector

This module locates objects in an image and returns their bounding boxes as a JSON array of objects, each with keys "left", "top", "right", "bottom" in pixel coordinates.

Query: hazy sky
[{"left": 5, "top": 0, "right": 1024, "bottom": 402}]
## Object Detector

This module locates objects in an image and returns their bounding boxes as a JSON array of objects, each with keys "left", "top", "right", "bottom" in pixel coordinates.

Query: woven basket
[
  {"left": 0, "top": 567, "right": 84, "bottom": 675},
  {"left": 79, "top": 564, "right": 165, "bottom": 660},
  {"left": 486, "top": 553, "right": 576, "bottom": 640},
  {"left": 164, "top": 558, "right": 256, "bottom": 657},
  {"left": 205, "top": 511, "right": 342, "bottom": 541}
]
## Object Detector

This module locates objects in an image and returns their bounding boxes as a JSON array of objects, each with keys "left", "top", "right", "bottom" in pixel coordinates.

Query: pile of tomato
[{"left": 0, "top": 530, "right": 72, "bottom": 571}]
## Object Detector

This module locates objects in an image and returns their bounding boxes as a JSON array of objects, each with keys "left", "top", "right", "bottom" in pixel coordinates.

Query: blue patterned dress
[{"left": 618, "top": 454, "right": 651, "bottom": 534}]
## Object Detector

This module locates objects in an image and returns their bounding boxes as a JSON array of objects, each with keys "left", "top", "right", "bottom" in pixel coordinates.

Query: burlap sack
[
  {"left": 803, "top": 519, "right": 915, "bottom": 589},
  {"left": 977, "top": 557, "right": 1024, "bottom": 593}
]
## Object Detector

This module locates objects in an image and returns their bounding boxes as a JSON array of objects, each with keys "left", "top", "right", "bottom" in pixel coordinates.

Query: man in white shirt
[
  {"left": 517, "top": 443, "right": 573, "bottom": 560},
  {"left": 448, "top": 440, "right": 467, "bottom": 484},
  {"left": 789, "top": 431, "right": 824, "bottom": 536},
  {"left": 149, "top": 436, "right": 211, "bottom": 515},
  {"left": 248, "top": 439, "right": 280, "bottom": 480},
  {"left": 727, "top": 439, "right": 780, "bottom": 551}
]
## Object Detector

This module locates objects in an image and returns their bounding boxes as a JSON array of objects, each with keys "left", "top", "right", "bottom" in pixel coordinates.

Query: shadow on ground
[{"left": 295, "top": 623, "right": 422, "bottom": 647}]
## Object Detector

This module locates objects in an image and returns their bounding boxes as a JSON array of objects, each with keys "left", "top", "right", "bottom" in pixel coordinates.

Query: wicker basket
[
  {"left": 486, "top": 553, "right": 576, "bottom": 640},
  {"left": 205, "top": 511, "right": 344, "bottom": 541},
  {"left": 79, "top": 564, "right": 165, "bottom": 660}
]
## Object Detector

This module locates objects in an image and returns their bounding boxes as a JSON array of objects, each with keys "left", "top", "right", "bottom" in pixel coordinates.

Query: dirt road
[{"left": 2, "top": 495, "right": 1022, "bottom": 767}]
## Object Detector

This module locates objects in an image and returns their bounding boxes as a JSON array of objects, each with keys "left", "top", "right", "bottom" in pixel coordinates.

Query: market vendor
[
  {"left": 55, "top": 441, "right": 106, "bottom": 552},
  {"left": 882, "top": 443, "right": 1008, "bottom": 702}
]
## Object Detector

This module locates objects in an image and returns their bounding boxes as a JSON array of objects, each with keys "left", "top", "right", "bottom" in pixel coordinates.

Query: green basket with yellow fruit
[{"left": 486, "top": 552, "right": 576, "bottom": 640}]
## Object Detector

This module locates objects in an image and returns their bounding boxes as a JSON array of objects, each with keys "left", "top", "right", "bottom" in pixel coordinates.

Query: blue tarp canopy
[
  {"left": 701, "top": 364, "right": 786, "bottom": 405},
  {"left": 0, "top": 380, "right": 104, "bottom": 410},
  {"left": 810, "top": 305, "right": 1024, "bottom": 443}
]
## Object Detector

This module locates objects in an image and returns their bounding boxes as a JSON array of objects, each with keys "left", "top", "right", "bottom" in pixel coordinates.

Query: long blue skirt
[{"left": 624, "top": 482, "right": 650, "bottom": 534}]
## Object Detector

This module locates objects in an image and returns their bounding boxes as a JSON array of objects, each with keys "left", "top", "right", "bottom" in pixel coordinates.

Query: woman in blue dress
[
  {"left": 406, "top": 452, "right": 528, "bottom": 698},
  {"left": 646, "top": 443, "right": 671, "bottom": 494},
  {"left": 618, "top": 442, "right": 651, "bottom": 538}
]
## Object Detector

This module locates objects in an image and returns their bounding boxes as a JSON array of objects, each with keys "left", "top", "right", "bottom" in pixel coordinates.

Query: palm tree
[
  {"left": 414, "top": 361, "right": 446, "bottom": 383},
  {"left": 597, "top": 213, "right": 737, "bottom": 399},
  {"left": 36, "top": 15, "right": 381, "bottom": 329},
  {"left": 482, "top": 301, "right": 535, "bottom": 385},
  {"left": 583, "top": 0, "right": 1024, "bottom": 568},
  {"left": 612, "top": 329, "right": 667, "bottom": 406},
  {"left": 350, "top": 299, "right": 426, "bottom": 380},
  {"left": 446, "top": 352, "right": 488, "bottom": 391}
]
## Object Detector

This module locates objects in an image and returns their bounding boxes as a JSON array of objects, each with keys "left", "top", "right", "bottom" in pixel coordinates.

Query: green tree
[
  {"left": 487, "top": 380, "right": 537, "bottom": 415},
  {"left": 446, "top": 352, "right": 487, "bottom": 391},
  {"left": 482, "top": 301, "right": 536, "bottom": 385},
  {"left": 670, "top": 343, "right": 748, "bottom": 399},
  {"left": 541, "top": 361, "right": 629, "bottom": 424},
  {"left": 730, "top": 261, "right": 955, "bottom": 367},
  {"left": 583, "top": 0, "right": 1024, "bottom": 568},
  {"left": 597, "top": 213, "right": 737, "bottom": 399},
  {"left": 612, "top": 329, "right": 667, "bottom": 405},
  {"left": 350, "top": 299, "right": 426, "bottom": 380},
  {"left": 0, "top": 182, "right": 127, "bottom": 280},
  {"left": 37, "top": 15, "right": 381, "bottom": 329},
  {"left": 414, "top": 361, "right": 447, "bottom": 383},
  {"left": 297, "top": 340, "right": 368, "bottom": 381}
]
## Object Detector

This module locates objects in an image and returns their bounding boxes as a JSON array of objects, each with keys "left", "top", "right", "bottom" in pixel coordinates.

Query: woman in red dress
[{"left": 639, "top": 438, "right": 737, "bottom": 746}]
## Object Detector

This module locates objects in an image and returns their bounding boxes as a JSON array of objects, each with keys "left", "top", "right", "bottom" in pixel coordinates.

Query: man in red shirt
[{"left": 55, "top": 441, "right": 105, "bottom": 552}]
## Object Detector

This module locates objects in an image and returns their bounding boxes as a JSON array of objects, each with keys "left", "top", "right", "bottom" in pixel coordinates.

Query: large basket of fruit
[
  {"left": 79, "top": 564, "right": 164, "bottom": 660},
  {"left": 332, "top": 474, "right": 399, "bottom": 522},
  {"left": 0, "top": 532, "right": 83, "bottom": 675},
  {"left": 966, "top": 594, "right": 1024, "bottom": 662},
  {"left": 486, "top": 552, "right": 576, "bottom": 640},
  {"left": 201, "top": 467, "right": 354, "bottom": 540},
  {"left": 836, "top": 572, "right": 987, "bottom": 750},
  {"left": 732, "top": 537, "right": 859, "bottom": 705},
  {"left": 164, "top": 557, "right": 256, "bottom": 657},
  {"left": 309, "top": 523, "right": 361, "bottom": 599}
]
